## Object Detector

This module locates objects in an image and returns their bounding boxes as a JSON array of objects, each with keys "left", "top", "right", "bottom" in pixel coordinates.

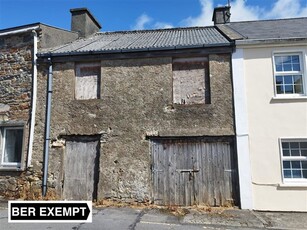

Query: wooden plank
[
  {"left": 170, "top": 141, "right": 178, "bottom": 206},
  {"left": 223, "top": 142, "right": 231, "bottom": 205},
  {"left": 163, "top": 142, "right": 169, "bottom": 205}
]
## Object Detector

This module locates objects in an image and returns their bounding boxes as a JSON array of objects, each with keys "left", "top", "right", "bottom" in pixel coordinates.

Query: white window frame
[
  {"left": 0, "top": 126, "right": 24, "bottom": 169},
  {"left": 272, "top": 52, "right": 307, "bottom": 98},
  {"left": 279, "top": 138, "right": 307, "bottom": 184}
]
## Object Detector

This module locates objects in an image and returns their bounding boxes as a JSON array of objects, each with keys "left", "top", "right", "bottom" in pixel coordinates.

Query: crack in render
[{"left": 128, "top": 210, "right": 146, "bottom": 230}]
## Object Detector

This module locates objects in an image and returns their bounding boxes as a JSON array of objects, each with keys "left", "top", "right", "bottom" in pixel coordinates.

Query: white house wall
[{"left": 241, "top": 45, "right": 307, "bottom": 211}]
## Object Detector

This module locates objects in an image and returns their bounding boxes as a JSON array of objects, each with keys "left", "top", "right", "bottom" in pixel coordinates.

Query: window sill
[
  {"left": 278, "top": 183, "right": 307, "bottom": 188},
  {"left": 0, "top": 167, "right": 24, "bottom": 172},
  {"left": 271, "top": 96, "right": 307, "bottom": 101}
]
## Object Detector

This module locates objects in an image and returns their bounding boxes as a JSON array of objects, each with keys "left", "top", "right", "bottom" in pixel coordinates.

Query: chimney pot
[
  {"left": 212, "top": 6, "right": 231, "bottom": 25},
  {"left": 70, "top": 8, "right": 102, "bottom": 37}
]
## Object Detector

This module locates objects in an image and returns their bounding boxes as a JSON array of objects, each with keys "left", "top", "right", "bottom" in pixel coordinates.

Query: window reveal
[
  {"left": 75, "top": 63, "right": 101, "bottom": 100},
  {"left": 173, "top": 58, "right": 210, "bottom": 105}
]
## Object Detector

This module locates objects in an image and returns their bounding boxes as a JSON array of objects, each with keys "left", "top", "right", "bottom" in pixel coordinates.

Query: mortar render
[{"left": 34, "top": 54, "right": 235, "bottom": 202}]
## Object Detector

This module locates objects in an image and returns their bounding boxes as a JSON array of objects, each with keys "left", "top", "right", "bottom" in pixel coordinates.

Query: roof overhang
[
  {"left": 37, "top": 44, "right": 234, "bottom": 63},
  {"left": 235, "top": 37, "right": 307, "bottom": 48},
  {"left": 0, "top": 24, "right": 40, "bottom": 37}
]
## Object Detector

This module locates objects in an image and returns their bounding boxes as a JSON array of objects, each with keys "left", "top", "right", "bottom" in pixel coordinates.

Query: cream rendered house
[{"left": 217, "top": 14, "right": 307, "bottom": 211}]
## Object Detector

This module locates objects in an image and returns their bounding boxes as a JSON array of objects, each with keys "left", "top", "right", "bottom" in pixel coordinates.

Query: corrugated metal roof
[
  {"left": 41, "top": 26, "right": 230, "bottom": 56},
  {"left": 226, "top": 17, "right": 307, "bottom": 40}
]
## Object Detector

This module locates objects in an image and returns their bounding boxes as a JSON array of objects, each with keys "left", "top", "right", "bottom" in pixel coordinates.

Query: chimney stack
[
  {"left": 70, "top": 8, "right": 102, "bottom": 37},
  {"left": 212, "top": 6, "right": 231, "bottom": 25}
]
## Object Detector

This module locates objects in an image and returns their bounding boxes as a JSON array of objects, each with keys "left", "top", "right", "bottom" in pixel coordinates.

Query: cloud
[
  {"left": 182, "top": 0, "right": 214, "bottom": 26},
  {"left": 132, "top": 0, "right": 307, "bottom": 30},
  {"left": 182, "top": 0, "right": 307, "bottom": 27},
  {"left": 132, "top": 13, "right": 173, "bottom": 30},
  {"left": 154, "top": 22, "right": 173, "bottom": 29},
  {"left": 132, "top": 13, "right": 152, "bottom": 30},
  {"left": 267, "top": 0, "right": 307, "bottom": 18},
  {"left": 230, "top": 0, "right": 261, "bottom": 21}
]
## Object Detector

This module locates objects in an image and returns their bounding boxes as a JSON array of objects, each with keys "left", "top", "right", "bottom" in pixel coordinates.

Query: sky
[{"left": 0, "top": 0, "right": 307, "bottom": 32}]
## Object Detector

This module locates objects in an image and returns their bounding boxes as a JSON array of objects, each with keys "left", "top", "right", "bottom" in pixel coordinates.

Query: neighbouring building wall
[
  {"left": 243, "top": 46, "right": 307, "bottom": 211},
  {"left": 0, "top": 32, "right": 33, "bottom": 197},
  {"left": 35, "top": 53, "right": 235, "bottom": 202},
  {"left": 39, "top": 25, "right": 78, "bottom": 49}
]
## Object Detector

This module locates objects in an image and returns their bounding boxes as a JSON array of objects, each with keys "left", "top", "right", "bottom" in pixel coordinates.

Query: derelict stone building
[{"left": 36, "top": 8, "right": 239, "bottom": 206}]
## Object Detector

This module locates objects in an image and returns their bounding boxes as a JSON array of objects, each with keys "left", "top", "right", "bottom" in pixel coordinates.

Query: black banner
[{"left": 9, "top": 201, "right": 91, "bottom": 222}]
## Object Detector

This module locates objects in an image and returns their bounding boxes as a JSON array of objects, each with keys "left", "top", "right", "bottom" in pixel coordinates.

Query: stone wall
[
  {"left": 34, "top": 53, "right": 234, "bottom": 202},
  {"left": 0, "top": 32, "right": 32, "bottom": 198}
]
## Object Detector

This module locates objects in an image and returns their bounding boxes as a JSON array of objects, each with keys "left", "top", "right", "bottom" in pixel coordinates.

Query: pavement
[{"left": 0, "top": 200, "right": 306, "bottom": 230}]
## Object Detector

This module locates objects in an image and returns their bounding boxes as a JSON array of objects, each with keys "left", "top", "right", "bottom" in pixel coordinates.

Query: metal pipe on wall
[
  {"left": 42, "top": 57, "right": 53, "bottom": 197},
  {"left": 27, "top": 30, "right": 38, "bottom": 168}
]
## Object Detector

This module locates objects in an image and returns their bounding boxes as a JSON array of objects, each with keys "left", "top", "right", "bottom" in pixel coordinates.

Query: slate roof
[
  {"left": 40, "top": 26, "right": 231, "bottom": 56},
  {"left": 225, "top": 17, "right": 307, "bottom": 40}
]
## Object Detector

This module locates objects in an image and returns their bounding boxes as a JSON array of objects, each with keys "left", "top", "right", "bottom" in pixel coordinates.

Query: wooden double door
[{"left": 151, "top": 138, "right": 239, "bottom": 206}]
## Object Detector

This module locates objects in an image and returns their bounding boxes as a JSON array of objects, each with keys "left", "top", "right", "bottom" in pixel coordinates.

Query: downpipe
[
  {"left": 27, "top": 30, "right": 38, "bottom": 167},
  {"left": 42, "top": 57, "right": 53, "bottom": 197}
]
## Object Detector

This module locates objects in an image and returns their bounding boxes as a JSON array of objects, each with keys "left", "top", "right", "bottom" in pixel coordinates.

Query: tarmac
[{"left": 1, "top": 200, "right": 306, "bottom": 229}]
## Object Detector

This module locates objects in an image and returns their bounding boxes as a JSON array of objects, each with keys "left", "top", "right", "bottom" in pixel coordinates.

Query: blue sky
[{"left": 0, "top": 0, "right": 307, "bottom": 31}]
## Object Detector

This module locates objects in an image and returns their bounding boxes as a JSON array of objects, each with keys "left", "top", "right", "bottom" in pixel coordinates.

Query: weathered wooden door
[
  {"left": 151, "top": 138, "right": 239, "bottom": 206},
  {"left": 63, "top": 138, "right": 100, "bottom": 200}
]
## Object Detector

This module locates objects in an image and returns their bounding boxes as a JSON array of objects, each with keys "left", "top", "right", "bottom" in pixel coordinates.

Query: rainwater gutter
[
  {"left": 42, "top": 57, "right": 53, "bottom": 197},
  {"left": 27, "top": 30, "right": 38, "bottom": 167}
]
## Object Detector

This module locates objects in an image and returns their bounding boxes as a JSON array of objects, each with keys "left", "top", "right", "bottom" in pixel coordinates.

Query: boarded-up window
[
  {"left": 75, "top": 63, "right": 101, "bottom": 100},
  {"left": 173, "top": 58, "right": 210, "bottom": 104}
]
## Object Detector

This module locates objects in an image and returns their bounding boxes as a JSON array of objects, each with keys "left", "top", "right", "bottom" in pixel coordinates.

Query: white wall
[
  {"left": 242, "top": 46, "right": 307, "bottom": 211},
  {"left": 232, "top": 49, "right": 253, "bottom": 209}
]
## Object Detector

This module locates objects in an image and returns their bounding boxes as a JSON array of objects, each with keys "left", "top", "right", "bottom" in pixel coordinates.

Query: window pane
[
  {"left": 302, "top": 150, "right": 307, "bottom": 157},
  {"left": 276, "top": 85, "right": 284, "bottom": 94},
  {"left": 290, "top": 142, "right": 299, "bottom": 148},
  {"left": 283, "top": 56, "right": 291, "bottom": 64},
  {"left": 293, "top": 75, "right": 302, "bottom": 84},
  {"left": 284, "top": 76, "right": 293, "bottom": 84},
  {"left": 291, "top": 161, "right": 301, "bottom": 169},
  {"left": 275, "top": 56, "right": 283, "bottom": 65},
  {"left": 276, "top": 65, "right": 283, "bottom": 71},
  {"left": 302, "top": 161, "right": 307, "bottom": 169},
  {"left": 283, "top": 64, "right": 292, "bottom": 71},
  {"left": 282, "top": 142, "right": 290, "bottom": 149},
  {"left": 292, "top": 170, "right": 302, "bottom": 178},
  {"left": 283, "top": 169, "right": 292, "bottom": 178},
  {"left": 283, "top": 149, "right": 290, "bottom": 156},
  {"left": 303, "top": 170, "right": 307, "bottom": 179},
  {"left": 300, "top": 142, "right": 307, "bottom": 148},
  {"left": 294, "top": 84, "right": 303, "bottom": 94},
  {"left": 3, "top": 129, "right": 23, "bottom": 163},
  {"left": 291, "top": 55, "right": 300, "bottom": 64},
  {"left": 276, "top": 76, "right": 283, "bottom": 84},
  {"left": 284, "top": 85, "right": 293, "bottom": 94},
  {"left": 292, "top": 64, "right": 300, "bottom": 71},
  {"left": 291, "top": 150, "right": 300, "bottom": 156},
  {"left": 283, "top": 161, "right": 291, "bottom": 169}
]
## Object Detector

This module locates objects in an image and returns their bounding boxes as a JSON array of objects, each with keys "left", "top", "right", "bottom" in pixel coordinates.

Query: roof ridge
[
  {"left": 97, "top": 26, "right": 216, "bottom": 35},
  {"left": 230, "top": 17, "right": 307, "bottom": 24}
]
